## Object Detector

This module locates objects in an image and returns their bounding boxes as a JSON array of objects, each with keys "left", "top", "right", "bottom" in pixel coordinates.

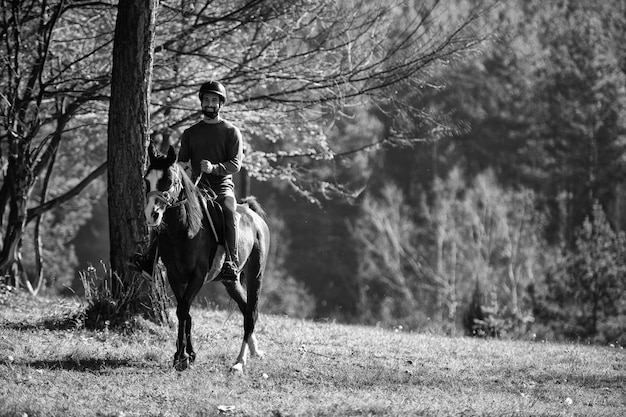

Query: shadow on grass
[
  {"left": 0, "top": 314, "right": 83, "bottom": 331},
  {"left": 23, "top": 357, "right": 147, "bottom": 372}
]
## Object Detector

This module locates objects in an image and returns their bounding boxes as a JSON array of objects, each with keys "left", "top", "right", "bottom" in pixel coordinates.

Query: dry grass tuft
[{"left": 79, "top": 264, "right": 170, "bottom": 329}]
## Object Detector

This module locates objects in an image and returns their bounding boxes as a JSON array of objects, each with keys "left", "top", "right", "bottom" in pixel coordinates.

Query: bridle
[
  {"left": 147, "top": 190, "right": 180, "bottom": 207},
  {"left": 146, "top": 166, "right": 187, "bottom": 209}
]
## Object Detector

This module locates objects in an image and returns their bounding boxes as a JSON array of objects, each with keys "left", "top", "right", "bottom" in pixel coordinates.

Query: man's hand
[{"left": 200, "top": 159, "right": 215, "bottom": 174}]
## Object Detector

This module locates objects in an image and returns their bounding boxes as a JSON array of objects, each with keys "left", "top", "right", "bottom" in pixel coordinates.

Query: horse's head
[{"left": 144, "top": 144, "right": 182, "bottom": 227}]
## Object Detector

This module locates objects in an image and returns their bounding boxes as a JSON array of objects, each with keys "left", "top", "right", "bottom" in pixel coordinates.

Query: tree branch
[{"left": 26, "top": 161, "right": 107, "bottom": 222}]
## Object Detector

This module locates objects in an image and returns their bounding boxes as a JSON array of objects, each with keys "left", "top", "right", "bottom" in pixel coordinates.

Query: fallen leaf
[{"left": 217, "top": 405, "right": 236, "bottom": 413}]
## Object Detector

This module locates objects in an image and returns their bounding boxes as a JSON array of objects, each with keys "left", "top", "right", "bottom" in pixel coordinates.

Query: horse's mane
[{"left": 175, "top": 165, "right": 204, "bottom": 238}]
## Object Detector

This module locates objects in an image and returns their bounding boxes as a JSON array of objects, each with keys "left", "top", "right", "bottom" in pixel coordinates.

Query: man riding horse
[{"left": 132, "top": 80, "right": 242, "bottom": 281}]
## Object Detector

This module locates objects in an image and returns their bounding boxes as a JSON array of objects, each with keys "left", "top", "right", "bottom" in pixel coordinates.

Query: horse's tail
[{"left": 240, "top": 196, "right": 266, "bottom": 219}]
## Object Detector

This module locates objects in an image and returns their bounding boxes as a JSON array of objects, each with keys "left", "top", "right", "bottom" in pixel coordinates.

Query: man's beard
[{"left": 202, "top": 107, "right": 219, "bottom": 119}]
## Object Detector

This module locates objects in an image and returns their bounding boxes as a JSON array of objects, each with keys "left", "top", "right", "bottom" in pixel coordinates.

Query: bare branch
[{"left": 26, "top": 161, "right": 107, "bottom": 222}]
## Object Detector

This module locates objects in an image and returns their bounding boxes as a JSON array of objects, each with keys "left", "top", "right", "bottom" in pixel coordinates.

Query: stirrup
[{"left": 216, "top": 261, "right": 238, "bottom": 282}]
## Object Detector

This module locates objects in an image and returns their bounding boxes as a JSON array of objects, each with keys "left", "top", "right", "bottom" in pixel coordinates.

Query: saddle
[{"left": 197, "top": 188, "right": 225, "bottom": 245}]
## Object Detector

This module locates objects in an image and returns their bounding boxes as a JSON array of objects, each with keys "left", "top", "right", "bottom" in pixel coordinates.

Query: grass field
[{"left": 0, "top": 291, "right": 624, "bottom": 417}]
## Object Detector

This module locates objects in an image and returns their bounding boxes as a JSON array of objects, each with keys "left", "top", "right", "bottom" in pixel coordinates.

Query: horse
[{"left": 143, "top": 144, "right": 270, "bottom": 372}]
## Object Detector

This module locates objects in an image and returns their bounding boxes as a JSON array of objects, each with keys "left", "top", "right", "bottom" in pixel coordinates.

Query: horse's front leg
[
  {"left": 173, "top": 302, "right": 191, "bottom": 371},
  {"left": 185, "top": 314, "right": 196, "bottom": 363},
  {"left": 172, "top": 270, "right": 204, "bottom": 371}
]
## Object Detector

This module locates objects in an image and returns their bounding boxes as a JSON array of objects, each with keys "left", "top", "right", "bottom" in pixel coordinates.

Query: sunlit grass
[{"left": 0, "top": 294, "right": 624, "bottom": 416}]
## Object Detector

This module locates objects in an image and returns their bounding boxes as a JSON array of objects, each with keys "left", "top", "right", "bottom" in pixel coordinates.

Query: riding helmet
[{"left": 199, "top": 81, "right": 227, "bottom": 103}]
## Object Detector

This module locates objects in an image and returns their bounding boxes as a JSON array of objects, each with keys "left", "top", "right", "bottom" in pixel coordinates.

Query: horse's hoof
[
  {"left": 188, "top": 352, "right": 196, "bottom": 363},
  {"left": 231, "top": 363, "right": 244, "bottom": 374},
  {"left": 173, "top": 356, "right": 190, "bottom": 371}
]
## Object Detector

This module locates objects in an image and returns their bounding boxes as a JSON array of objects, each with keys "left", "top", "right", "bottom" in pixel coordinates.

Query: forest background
[{"left": 1, "top": 0, "right": 625, "bottom": 346}]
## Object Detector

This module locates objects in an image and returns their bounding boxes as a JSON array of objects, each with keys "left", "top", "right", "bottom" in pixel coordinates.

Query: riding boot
[
  {"left": 128, "top": 232, "right": 158, "bottom": 278},
  {"left": 219, "top": 242, "right": 239, "bottom": 281},
  {"left": 218, "top": 198, "right": 238, "bottom": 282}
]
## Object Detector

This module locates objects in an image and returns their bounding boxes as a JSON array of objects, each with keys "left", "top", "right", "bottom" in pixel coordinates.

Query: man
[
  {"left": 131, "top": 80, "right": 242, "bottom": 281},
  {"left": 177, "top": 80, "right": 243, "bottom": 280}
]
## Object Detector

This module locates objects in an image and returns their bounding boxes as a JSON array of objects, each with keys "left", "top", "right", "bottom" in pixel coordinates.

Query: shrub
[
  {"left": 79, "top": 263, "right": 170, "bottom": 329},
  {"left": 464, "top": 280, "right": 534, "bottom": 339}
]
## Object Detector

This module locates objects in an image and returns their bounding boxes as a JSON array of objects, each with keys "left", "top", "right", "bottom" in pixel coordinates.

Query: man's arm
[{"left": 211, "top": 127, "right": 243, "bottom": 176}]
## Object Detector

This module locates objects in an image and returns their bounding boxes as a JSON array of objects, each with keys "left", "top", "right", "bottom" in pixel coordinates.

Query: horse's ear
[
  {"left": 147, "top": 142, "right": 158, "bottom": 162},
  {"left": 166, "top": 145, "right": 176, "bottom": 165}
]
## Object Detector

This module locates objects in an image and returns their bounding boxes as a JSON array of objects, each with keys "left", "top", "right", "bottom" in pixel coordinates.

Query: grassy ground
[{"left": 0, "top": 291, "right": 624, "bottom": 417}]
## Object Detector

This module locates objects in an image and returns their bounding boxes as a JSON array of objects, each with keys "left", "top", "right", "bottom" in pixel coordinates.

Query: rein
[{"left": 147, "top": 191, "right": 187, "bottom": 208}]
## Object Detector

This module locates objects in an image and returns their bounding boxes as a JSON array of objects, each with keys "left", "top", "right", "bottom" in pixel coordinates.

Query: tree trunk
[
  {"left": 107, "top": 0, "right": 167, "bottom": 323},
  {"left": 0, "top": 132, "right": 32, "bottom": 287}
]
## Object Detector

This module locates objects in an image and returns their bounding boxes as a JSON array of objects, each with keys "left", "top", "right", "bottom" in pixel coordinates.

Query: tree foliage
[
  {"left": 426, "top": 0, "right": 626, "bottom": 244},
  {"left": 353, "top": 169, "right": 544, "bottom": 335},
  {"left": 351, "top": 0, "right": 626, "bottom": 340},
  {"left": 0, "top": 0, "right": 113, "bottom": 288},
  {"left": 1, "top": 0, "right": 490, "bottom": 287},
  {"left": 1, "top": 1, "right": 624, "bottom": 345},
  {"left": 149, "top": 0, "right": 491, "bottom": 195},
  {"left": 353, "top": 182, "right": 423, "bottom": 327},
  {"left": 539, "top": 201, "right": 626, "bottom": 344}
]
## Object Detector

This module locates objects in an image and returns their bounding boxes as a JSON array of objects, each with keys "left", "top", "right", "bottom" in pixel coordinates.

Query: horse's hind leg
[
  {"left": 222, "top": 251, "right": 264, "bottom": 372},
  {"left": 222, "top": 281, "right": 250, "bottom": 372},
  {"left": 243, "top": 255, "right": 264, "bottom": 359}
]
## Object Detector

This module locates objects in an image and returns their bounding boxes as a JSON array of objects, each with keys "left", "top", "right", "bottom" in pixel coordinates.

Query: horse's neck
[
  {"left": 162, "top": 204, "right": 184, "bottom": 226},
  {"left": 165, "top": 187, "right": 204, "bottom": 239}
]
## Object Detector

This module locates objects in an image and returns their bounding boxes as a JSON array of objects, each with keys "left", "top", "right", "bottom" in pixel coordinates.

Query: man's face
[{"left": 201, "top": 93, "right": 222, "bottom": 119}]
